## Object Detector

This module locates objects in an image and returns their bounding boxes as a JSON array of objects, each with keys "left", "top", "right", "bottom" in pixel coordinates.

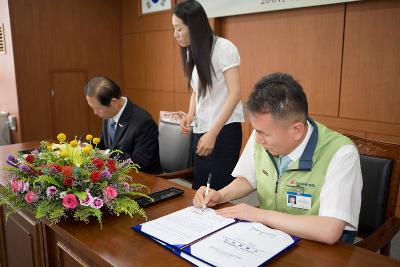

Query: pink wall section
[{"left": 0, "top": 0, "right": 21, "bottom": 143}]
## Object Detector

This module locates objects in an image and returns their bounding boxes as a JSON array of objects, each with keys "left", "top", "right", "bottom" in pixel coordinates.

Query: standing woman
[{"left": 172, "top": 0, "right": 244, "bottom": 190}]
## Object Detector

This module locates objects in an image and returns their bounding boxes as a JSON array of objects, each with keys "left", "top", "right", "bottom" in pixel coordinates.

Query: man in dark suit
[{"left": 84, "top": 76, "right": 161, "bottom": 174}]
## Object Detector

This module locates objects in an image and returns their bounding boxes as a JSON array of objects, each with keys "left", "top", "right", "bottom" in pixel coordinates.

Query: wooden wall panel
[
  {"left": 123, "top": 33, "right": 146, "bottom": 89},
  {"left": 340, "top": 0, "right": 400, "bottom": 124},
  {"left": 125, "top": 89, "right": 175, "bottom": 122},
  {"left": 148, "top": 91, "right": 175, "bottom": 120},
  {"left": 145, "top": 30, "right": 174, "bottom": 92},
  {"left": 122, "top": 29, "right": 175, "bottom": 121},
  {"left": 9, "top": 0, "right": 121, "bottom": 141},
  {"left": 174, "top": 92, "right": 191, "bottom": 113},
  {"left": 50, "top": 71, "right": 91, "bottom": 139},
  {"left": 221, "top": 4, "right": 345, "bottom": 118},
  {"left": 126, "top": 89, "right": 148, "bottom": 111}
]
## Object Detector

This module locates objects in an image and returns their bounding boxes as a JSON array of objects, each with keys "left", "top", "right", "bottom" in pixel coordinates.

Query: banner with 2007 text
[{"left": 197, "top": 0, "right": 361, "bottom": 18}]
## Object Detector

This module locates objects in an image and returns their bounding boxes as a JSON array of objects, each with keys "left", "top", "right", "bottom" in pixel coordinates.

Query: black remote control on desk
[{"left": 135, "top": 187, "right": 184, "bottom": 207}]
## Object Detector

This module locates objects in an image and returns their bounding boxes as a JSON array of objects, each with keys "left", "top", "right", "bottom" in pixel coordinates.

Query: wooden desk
[{"left": 1, "top": 142, "right": 399, "bottom": 267}]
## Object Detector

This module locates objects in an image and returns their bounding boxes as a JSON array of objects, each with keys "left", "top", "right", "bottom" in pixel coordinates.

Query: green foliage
[
  {"left": 48, "top": 208, "right": 67, "bottom": 224},
  {"left": 73, "top": 206, "right": 103, "bottom": 225},
  {"left": 2, "top": 166, "right": 17, "bottom": 172},
  {"left": 34, "top": 175, "right": 62, "bottom": 188},
  {"left": 35, "top": 200, "right": 66, "bottom": 224},
  {"left": 111, "top": 197, "right": 146, "bottom": 219},
  {"left": 128, "top": 183, "right": 150, "bottom": 193}
]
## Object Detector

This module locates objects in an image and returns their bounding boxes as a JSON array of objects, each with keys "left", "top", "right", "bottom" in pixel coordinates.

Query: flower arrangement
[{"left": 0, "top": 133, "right": 149, "bottom": 226}]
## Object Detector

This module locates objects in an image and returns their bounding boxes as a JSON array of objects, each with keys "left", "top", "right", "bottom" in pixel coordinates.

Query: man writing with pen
[{"left": 193, "top": 72, "right": 362, "bottom": 245}]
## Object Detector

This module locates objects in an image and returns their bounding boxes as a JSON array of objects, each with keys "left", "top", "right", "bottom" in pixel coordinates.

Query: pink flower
[
  {"left": 11, "top": 179, "right": 21, "bottom": 193},
  {"left": 91, "top": 197, "right": 103, "bottom": 209},
  {"left": 24, "top": 191, "right": 38, "bottom": 204},
  {"left": 62, "top": 194, "right": 78, "bottom": 209},
  {"left": 11, "top": 179, "right": 28, "bottom": 193},
  {"left": 79, "top": 192, "right": 93, "bottom": 206},
  {"left": 103, "top": 185, "right": 118, "bottom": 200}
]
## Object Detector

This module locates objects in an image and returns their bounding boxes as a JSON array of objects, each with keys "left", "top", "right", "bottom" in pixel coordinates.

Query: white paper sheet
[
  {"left": 140, "top": 206, "right": 235, "bottom": 245},
  {"left": 189, "top": 222, "right": 294, "bottom": 267}
]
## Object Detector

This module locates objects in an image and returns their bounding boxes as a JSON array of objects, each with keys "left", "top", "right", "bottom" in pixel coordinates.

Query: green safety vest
[{"left": 254, "top": 118, "right": 353, "bottom": 215}]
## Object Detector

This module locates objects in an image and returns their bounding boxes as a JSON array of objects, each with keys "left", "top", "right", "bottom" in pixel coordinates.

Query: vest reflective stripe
[{"left": 254, "top": 120, "right": 353, "bottom": 215}]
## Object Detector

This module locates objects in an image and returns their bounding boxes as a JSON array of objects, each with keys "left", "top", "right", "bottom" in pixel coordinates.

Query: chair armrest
[
  {"left": 355, "top": 217, "right": 400, "bottom": 252},
  {"left": 156, "top": 168, "right": 193, "bottom": 180}
]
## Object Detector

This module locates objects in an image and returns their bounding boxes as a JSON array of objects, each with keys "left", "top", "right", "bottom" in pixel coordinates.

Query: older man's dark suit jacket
[{"left": 98, "top": 99, "right": 161, "bottom": 174}]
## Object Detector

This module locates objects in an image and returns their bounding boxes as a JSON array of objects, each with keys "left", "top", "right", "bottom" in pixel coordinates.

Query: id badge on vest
[{"left": 287, "top": 192, "right": 312, "bottom": 210}]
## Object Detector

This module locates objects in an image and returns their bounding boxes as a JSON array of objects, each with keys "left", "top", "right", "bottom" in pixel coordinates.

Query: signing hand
[
  {"left": 216, "top": 203, "right": 263, "bottom": 222},
  {"left": 196, "top": 131, "right": 217, "bottom": 156},
  {"left": 180, "top": 115, "right": 193, "bottom": 135},
  {"left": 193, "top": 186, "right": 221, "bottom": 208}
]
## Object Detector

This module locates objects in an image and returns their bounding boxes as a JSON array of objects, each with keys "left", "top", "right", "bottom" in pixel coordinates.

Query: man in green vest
[{"left": 193, "top": 72, "right": 362, "bottom": 244}]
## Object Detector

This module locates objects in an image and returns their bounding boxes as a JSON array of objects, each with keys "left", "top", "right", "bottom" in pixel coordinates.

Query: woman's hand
[
  {"left": 180, "top": 115, "right": 193, "bottom": 135},
  {"left": 196, "top": 131, "right": 217, "bottom": 156}
]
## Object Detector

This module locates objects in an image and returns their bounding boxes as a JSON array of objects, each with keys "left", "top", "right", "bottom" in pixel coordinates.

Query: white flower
[
  {"left": 59, "top": 191, "right": 67, "bottom": 199},
  {"left": 46, "top": 186, "right": 57, "bottom": 199},
  {"left": 91, "top": 197, "right": 103, "bottom": 209},
  {"left": 79, "top": 192, "right": 93, "bottom": 206}
]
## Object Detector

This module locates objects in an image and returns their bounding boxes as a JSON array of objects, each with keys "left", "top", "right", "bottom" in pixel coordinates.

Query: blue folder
[{"left": 133, "top": 221, "right": 299, "bottom": 267}]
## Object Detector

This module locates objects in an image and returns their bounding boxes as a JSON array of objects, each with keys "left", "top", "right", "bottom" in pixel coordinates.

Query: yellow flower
[
  {"left": 86, "top": 144, "right": 93, "bottom": 149},
  {"left": 92, "top": 137, "right": 100, "bottom": 145},
  {"left": 47, "top": 145, "right": 53, "bottom": 151},
  {"left": 57, "top": 133, "right": 66, "bottom": 142},
  {"left": 59, "top": 151, "right": 68, "bottom": 157},
  {"left": 69, "top": 140, "right": 78, "bottom": 147},
  {"left": 86, "top": 134, "right": 93, "bottom": 141},
  {"left": 82, "top": 146, "right": 91, "bottom": 155}
]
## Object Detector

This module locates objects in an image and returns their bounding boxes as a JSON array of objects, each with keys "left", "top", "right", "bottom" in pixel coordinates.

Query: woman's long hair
[{"left": 174, "top": 0, "right": 215, "bottom": 98}]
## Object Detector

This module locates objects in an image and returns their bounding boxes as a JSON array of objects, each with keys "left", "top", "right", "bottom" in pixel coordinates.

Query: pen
[{"left": 202, "top": 173, "right": 212, "bottom": 211}]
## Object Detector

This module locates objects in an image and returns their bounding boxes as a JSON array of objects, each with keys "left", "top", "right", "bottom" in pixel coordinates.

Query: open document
[{"left": 133, "top": 206, "right": 298, "bottom": 266}]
